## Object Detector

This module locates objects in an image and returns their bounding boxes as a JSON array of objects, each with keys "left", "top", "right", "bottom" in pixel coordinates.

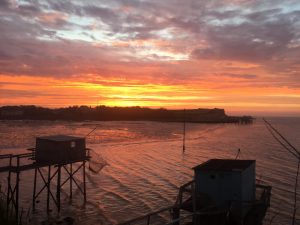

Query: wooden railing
[
  {"left": 175, "top": 180, "right": 194, "bottom": 207},
  {"left": 118, "top": 180, "right": 195, "bottom": 225},
  {"left": 118, "top": 181, "right": 272, "bottom": 225},
  {"left": 118, "top": 205, "right": 175, "bottom": 225},
  {"left": 256, "top": 184, "right": 272, "bottom": 206}
]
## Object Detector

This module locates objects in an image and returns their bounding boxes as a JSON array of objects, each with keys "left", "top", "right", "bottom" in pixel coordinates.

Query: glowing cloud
[{"left": 1, "top": 0, "right": 300, "bottom": 116}]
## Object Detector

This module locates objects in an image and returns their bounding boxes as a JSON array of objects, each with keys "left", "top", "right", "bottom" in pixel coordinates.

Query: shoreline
[{"left": 0, "top": 106, "right": 253, "bottom": 124}]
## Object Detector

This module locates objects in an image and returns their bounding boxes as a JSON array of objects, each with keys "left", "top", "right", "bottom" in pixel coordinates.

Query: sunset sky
[{"left": 0, "top": 0, "right": 300, "bottom": 116}]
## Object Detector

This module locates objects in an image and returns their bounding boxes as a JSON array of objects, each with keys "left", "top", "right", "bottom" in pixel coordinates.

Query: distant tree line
[{"left": 0, "top": 105, "right": 253, "bottom": 123}]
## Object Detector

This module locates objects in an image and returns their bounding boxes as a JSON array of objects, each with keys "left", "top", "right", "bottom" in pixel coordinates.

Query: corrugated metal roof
[{"left": 193, "top": 159, "right": 255, "bottom": 172}]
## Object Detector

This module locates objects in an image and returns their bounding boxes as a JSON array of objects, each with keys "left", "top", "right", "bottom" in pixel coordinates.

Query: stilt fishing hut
[
  {"left": 119, "top": 159, "right": 271, "bottom": 225},
  {"left": 0, "top": 135, "right": 91, "bottom": 224},
  {"left": 35, "top": 135, "right": 86, "bottom": 163},
  {"left": 193, "top": 159, "right": 256, "bottom": 224}
]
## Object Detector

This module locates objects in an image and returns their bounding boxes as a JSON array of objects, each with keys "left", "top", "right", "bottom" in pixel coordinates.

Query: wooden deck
[{"left": 0, "top": 152, "right": 90, "bottom": 173}]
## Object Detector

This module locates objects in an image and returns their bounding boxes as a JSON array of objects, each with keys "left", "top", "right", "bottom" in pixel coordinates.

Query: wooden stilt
[
  {"left": 16, "top": 156, "right": 20, "bottom": 224},
  {"left": 83, "top": 161, "right": 86, "bottom": 203},
  {"left": 192, "top": 182, "right": 197, "bottom": 225},
  {"left": 32, "top": 168, "right": 37, "bottom": 212},
  {"left": 0, "top": 152, "right": 90, "bottom": 219},
  {"left": 70, "top": 163, "right": 72, "bottom": 200},
  {"left": 47, "top": 165, "right": 51, "bottom": 212},
  {"left": 56, "top": 165, "right": 61, "bottom": 213},
  {"left": 6, "top": 155, "right": 12, "bottom": 218},
  {"left": 172, "top": 207, "right": 180, "bottom": 225}
]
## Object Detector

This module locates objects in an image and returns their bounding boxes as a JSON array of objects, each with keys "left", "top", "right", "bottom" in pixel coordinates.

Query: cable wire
[
  {"left": 263, "top": 118, "right": 300, "bottom": 225},
  {"left": 264, "top": 120, "right": 299, "bottom": 159}
]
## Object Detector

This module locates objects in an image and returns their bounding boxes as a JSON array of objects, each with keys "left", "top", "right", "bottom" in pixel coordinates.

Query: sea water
[{"left": 0, "top": 117, "right": 299, "bottom": 225}]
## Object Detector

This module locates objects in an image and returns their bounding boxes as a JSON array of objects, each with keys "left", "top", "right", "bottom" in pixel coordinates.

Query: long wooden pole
[
  {"left": 264, "top": 118, "right": 300, "bottom": 225},
  {"left": 264, "top": 118, "right": 300, "bottom": 157},
  {"left": 183, "top": 109, "right": 186, "bottom": 153},
  {"left": 292, "top": 158, "right": 300, "bottom": 225}
]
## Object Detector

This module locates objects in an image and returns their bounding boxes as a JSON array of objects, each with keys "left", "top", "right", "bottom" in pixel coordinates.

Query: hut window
[{"left": 71, "top": 141, "right": 76, "bottom": 148}]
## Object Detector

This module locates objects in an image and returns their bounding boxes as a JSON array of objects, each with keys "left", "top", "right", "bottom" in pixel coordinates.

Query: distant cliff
[{"left": 0, "top": 105, "right": 253, "bottom": 123}]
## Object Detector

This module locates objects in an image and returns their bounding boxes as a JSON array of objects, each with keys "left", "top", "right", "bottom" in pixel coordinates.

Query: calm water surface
[{"left": 0, "top": 118, "right": 299, "bottom": 225}]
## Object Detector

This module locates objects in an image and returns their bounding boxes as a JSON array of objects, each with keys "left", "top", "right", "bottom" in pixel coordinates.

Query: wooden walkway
[{"left": 0, "top": 151, "right": 90, "bottom": 224}]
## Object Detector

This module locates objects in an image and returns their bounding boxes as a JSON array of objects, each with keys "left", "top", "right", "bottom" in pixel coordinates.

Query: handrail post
[
  {"left": 16, "top": 156, "right": 20, "bottom": 224},
  {"left": 83, "top": 161, "right": 86, "bottom": 202},
  {"left": 6, "top": 155, "right": 12, "bottom": 218},
  {"left": 147, "top": 215, "right": 150, "bottom": 225},
  {"left": 179, "top": 187, "right": 183, "bottom": 206},
  {"left": 172, "top": 207, "right": 180, "bottom": 225}
]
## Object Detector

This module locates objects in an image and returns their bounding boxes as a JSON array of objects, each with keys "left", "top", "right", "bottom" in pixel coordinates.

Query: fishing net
[{"left": 88, "top": 149, "right": 107, "bottom": 173}]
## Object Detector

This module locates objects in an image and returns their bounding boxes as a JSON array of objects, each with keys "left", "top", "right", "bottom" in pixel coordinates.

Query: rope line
[
  {"left": 264, "top": 123, "right": 299, "bottom": 159},
  {"left": 292, "top": 159, "right": 300, "bottom": 225},
  {"left": 263, "top": 118, "right": 300, "bottom": 157},
  {"left": 263, "top": 118, "right": 300, "bottom": 225}
]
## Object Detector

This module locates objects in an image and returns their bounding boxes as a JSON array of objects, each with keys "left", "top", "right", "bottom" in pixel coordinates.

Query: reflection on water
[{"left": 0, "top": 118, "right": 299, "bottom": 225}]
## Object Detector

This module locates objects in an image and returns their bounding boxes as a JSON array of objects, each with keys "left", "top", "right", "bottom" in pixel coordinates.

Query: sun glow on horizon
[
  {"left": 1, "top": 1, "right": 300, "bottom": 116},
  {"left": 1, "top": 74, "right": 300, "bottom": 116}
]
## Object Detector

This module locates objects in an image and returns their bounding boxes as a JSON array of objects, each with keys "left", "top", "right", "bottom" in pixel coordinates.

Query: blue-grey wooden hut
[{"left": 193, "top": 159, "right": 256, "bottom": 223}]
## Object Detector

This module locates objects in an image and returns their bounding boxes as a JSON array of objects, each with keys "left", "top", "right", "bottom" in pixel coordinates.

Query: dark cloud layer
[
  {"left": 192, "top": 9, "right": 300, "bottom": 64},
  {"left": 0, "top": 0, "right": 300, "bottom": 88}
]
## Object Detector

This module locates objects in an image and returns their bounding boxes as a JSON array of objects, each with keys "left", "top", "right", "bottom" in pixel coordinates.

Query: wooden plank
[
  {"left": 0, "top": 157, "right": 90, "bottom": 173},
  {"left": 118, "top": 206, "right": 174, "bottom": 225}
]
